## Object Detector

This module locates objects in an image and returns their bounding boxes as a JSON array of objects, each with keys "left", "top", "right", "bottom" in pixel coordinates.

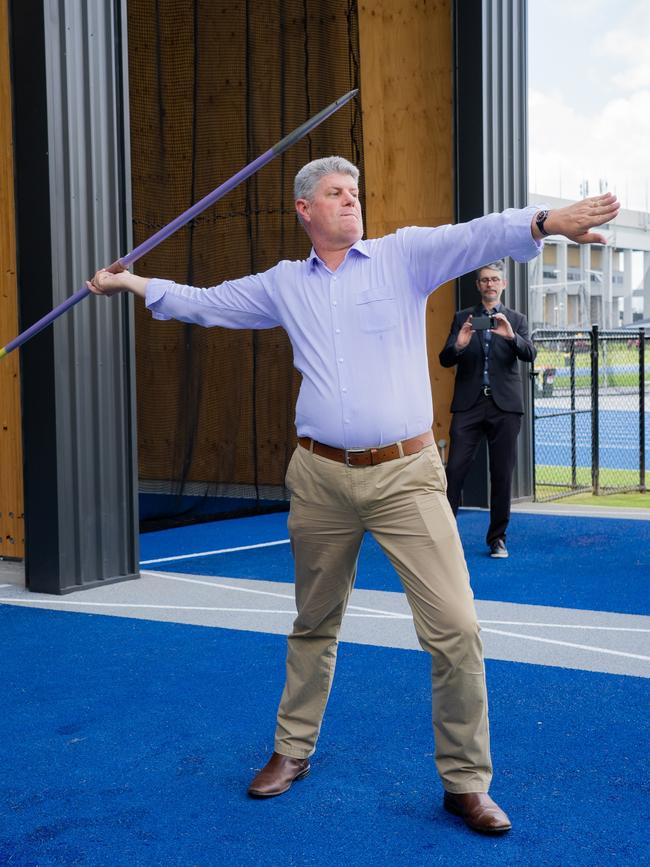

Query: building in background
[{"left": 528, "top": 193, "right": 650, "bottom": 331}]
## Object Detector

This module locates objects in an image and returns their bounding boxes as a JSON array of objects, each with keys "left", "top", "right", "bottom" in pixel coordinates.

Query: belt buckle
[
  {"left": 482, "top": 385, "right": 492, "bottom": 397},
  {"left": 344, "top": 448, "right": 367, "bottom": 467}
]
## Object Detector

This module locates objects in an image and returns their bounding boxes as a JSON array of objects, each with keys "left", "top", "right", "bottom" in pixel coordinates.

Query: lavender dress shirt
[{"left": 146, "top": 207, "right": 542, "bottom": 448}]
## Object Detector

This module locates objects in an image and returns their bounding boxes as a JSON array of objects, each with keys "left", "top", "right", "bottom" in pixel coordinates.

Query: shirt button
[
  {"left": 344, "top": 418, "right": 350, "bottom": 424},
  {"left": 338, "top": 358, "right": 344, "bottom": 363},
  {"left": 341, "top": 387, "right": 347, "bottom": 393},
  {"left": 332, "top": 300, "right": 337, "bottom": 306},
  {"left": 335, "top": 328, "right": 341, "bottom": 334}
]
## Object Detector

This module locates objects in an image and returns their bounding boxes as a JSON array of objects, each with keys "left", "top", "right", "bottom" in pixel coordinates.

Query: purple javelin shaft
[
  {"left": 117, "top": 151, "right": 271, "bottom": 270},
  {"left": 0, "top": 287, "right": 91, "bottom": 357},
  {"left": 1, "top": 88, "right": 358, "bottom": 358}
]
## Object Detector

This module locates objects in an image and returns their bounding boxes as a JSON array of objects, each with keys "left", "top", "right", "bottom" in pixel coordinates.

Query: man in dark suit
[{"left": 439, "top": 259, "right": 535, "bottom": 558}]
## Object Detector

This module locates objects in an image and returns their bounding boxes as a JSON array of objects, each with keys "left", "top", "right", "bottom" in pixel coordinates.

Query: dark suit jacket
[{"left": 439, "top": 304, "right": 536, "bottom": 413}]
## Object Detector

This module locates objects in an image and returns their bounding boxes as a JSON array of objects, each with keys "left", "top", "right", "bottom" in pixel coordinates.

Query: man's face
[
  {"left": 476, "top": 267, "right": 506, "bottom": 307},
  {"left": 295, "top": 172, "right": 363, "bottom": 247}
]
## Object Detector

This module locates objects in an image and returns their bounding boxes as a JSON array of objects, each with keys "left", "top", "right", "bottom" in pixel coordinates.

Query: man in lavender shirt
[{"left": 89, "top": 157, "right": 618, "bottom": 834}]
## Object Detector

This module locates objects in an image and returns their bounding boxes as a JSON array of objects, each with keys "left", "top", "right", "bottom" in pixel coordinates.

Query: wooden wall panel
[
  {"left": 0, "top": 0, "right": 24, "bottom": 558},
  {"left": 129, "top": 0, "right": 361, "bottom": 495},
  {"left": 358, "top": 0, "right": 456, "bottom": 448}
]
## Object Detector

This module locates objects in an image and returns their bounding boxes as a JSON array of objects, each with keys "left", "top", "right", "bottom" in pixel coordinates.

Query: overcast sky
[{"left": 529, "top": 0, "right": 650, "bottom": 211}]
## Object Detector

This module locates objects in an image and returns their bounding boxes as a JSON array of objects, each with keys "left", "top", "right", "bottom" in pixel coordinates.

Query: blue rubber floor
[
  {"left": 2, "top": 604, "right": 648, "bottom": 866},
  {"left": 140, "top": 509, "right": 650, "bottom": 615}
]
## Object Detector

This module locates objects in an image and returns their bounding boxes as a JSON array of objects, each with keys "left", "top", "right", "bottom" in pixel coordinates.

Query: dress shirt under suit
[{"left": 439, "top": 303, "right": 536, "bottom": 412}]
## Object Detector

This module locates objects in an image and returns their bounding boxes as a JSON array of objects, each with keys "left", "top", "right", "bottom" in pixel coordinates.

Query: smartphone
[{"left": 472, "top": 315, "right": 496, "bottom": 331}]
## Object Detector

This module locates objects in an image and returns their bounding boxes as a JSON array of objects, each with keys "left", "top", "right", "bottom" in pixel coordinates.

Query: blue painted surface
[
  {"left": 535, "top": 409, "right": 650, "bottom": 470},
  {"left": 1, "top": 604, "right": 647, "bottom": 866},
  {"left": 139, "top": 510, "right": 650, "bottom": 616}
]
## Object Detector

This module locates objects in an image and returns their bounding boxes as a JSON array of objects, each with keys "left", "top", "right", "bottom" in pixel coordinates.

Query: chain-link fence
[{"left": 532, "top": 326, "right": 648, "bottom": 501}]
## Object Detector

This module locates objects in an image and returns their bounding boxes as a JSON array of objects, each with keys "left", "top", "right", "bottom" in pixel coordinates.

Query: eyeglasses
[{"left": 478, "top": 277, "right": 502, "bottom": 285}]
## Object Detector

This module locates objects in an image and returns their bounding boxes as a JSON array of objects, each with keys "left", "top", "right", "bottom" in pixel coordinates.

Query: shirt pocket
[{"left": 356, "top": 285, "right": 398, "bottom": 333}]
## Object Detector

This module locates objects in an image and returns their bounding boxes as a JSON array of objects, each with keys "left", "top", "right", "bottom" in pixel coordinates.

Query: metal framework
[
  {"left": 454, "top": 0, "right": 532, "bottom": 507},
  {"left": 11, "top": 0, "right": 138, "bottom": 593}
]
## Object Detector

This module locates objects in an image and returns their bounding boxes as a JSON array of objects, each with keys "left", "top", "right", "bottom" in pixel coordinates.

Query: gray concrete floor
[
  {"left": 511, "top": 502, "right": 650, "bottom": 520},
  {"left": 2, "top": 533, "right": 648, "bottom": 679}
]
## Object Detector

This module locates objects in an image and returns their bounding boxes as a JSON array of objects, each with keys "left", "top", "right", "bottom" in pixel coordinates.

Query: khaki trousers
[{"left": 274, "top": 442, "right": 493, "bottom": 793}]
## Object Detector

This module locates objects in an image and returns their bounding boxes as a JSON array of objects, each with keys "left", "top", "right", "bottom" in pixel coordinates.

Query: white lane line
[
  {"left": 147, "top": 573, "right": 649, "bottom": 626},
  {"left": 143, "top": 570, "right": 295, "bottom": 598},
  {"left": 349, "top": 604, "right": 409, "bottom": 618},
  {"left": 139, "top": 539, "right": 290, "bottom": 565},
  {"left": 143, "top": 571, "right": 408, "bottom": 619},
  {"left": 480, "top": 620, "right": 650, "bottom": 633},
  {"left": 1, "top": 594, "right": 648, "bottom": 639},
  {"left": 0, "top": 599, "right": 294, "bottom": 613},
  {"left": 482, "top": 627, "right": 650, "bottom": 662},
  {"left": 4, "top": 568, "right": 645, "bottom": 636},
  {"left": 0, "top": 597, "right": 401, "bottom": 619},
  {"left": 0, "top": 583, "right": 13, "bottom": 588}
]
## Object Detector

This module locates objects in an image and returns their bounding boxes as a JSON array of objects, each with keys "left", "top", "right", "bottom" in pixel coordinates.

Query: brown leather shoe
[
  {"left": 247, "top": 751, "right": 311, "bottom": 798},
  {"left": 443, "top": 792, "right": 512, "bottom": 834}
]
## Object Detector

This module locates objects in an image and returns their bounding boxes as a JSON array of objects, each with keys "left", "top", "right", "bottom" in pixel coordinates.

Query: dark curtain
[{"left": 127, "top": 0, "right": 363, "bottom": 528}]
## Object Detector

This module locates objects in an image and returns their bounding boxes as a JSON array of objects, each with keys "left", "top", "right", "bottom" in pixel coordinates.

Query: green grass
[
  {"left": 535, "top": 346, "right": 644, "bottom": 369},
  {"left": 537, "top": 374, "right": 645, "bottom": 391},
  {"left": 535, "top": 464, "right": 648, "bottom": 506},
  {"left": 535, "top": 465, "right": 644, "bottom": 487},
  {"left": 534, "top": 345, "right": 650, "bottom": 390},
  {"left": 554, "top": 491, "right": 650, "bottom": 509}
]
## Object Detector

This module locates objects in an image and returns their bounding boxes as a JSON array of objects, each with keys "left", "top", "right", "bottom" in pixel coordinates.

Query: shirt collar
[
  {"left": 482, "top": 302, "right": 503, "bottom": 315},
  {"left": 308, "top": 239, "right": 371, "bottom": 270}
]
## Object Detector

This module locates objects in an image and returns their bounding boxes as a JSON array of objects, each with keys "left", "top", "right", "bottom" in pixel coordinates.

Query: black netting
[{"left": 127, "top": 0, "right": 363, "bottom": 530}]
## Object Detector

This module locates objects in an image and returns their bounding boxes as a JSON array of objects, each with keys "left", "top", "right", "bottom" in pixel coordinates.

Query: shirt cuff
[
  {"left": 145, "top": 278, "right": 176, "bottom": 320},
  {"left": 516, "top": 205, "right": 545, "bottom": 259}
]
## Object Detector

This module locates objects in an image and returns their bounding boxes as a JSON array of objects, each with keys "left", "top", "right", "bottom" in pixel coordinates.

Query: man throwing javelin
[{"left": 89, "top": 157, "right": 618, "bottom": 834}]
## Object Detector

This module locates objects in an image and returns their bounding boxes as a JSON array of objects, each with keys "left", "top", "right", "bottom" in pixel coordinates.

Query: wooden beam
[
  {"left": 358, "top": 0, "right": 456, "bottom": 449},
  {"left": 0, "top": 0, "right": 25, "bottom": 559}
]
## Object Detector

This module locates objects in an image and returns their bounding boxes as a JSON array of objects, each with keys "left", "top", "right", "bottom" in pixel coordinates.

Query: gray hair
[
  {"left": 293, "top": 156, "right": 359, "bottom": 202},
  {"left": 475, "top": 259, "right": 506, "bottom": 280}
]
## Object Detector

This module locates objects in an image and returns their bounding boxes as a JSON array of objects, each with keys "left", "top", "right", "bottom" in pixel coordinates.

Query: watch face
[{"left": 536, "top": 210, "right": 549, "bottom": 235}]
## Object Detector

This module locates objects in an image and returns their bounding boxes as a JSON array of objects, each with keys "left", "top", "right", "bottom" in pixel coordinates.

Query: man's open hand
[{"left": 535, "top": 193, "right": 620, "bottom": 245}]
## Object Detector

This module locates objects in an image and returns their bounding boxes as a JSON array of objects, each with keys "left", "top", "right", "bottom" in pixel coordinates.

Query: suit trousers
[
  {"left": 446, "top": 394, "right": 522, "bottom": 545},
  {"left": 274, "top": 441, "right": 493, "bottom": 793}
]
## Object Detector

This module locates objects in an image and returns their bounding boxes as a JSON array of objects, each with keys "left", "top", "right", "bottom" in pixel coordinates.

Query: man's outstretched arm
[{"left": 86, "top": 267, "right": 281, "bottom": 330}]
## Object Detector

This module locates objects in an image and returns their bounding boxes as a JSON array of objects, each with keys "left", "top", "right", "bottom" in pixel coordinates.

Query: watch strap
[{"left": 535, "top": 209, "right": 550, "bottom": 237}]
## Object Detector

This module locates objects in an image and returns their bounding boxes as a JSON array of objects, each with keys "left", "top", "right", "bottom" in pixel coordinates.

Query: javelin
[{"left": 0, "top": 88, "right": 358, "bottom": 360}]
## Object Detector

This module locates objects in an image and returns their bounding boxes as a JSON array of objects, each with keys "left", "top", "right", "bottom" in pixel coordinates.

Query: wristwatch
[{"left": 535, "top": 209, "right": 550, "bottom": 237}]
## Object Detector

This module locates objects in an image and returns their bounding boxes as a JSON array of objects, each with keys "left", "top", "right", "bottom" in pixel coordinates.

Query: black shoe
[{"left": 489, "top": 539, "right": 508, "bottom": 558}]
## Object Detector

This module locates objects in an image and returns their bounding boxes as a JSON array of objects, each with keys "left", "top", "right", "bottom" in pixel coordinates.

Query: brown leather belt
[{"left": 298, "top": 430, "right": 434, "bottom": 467}]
